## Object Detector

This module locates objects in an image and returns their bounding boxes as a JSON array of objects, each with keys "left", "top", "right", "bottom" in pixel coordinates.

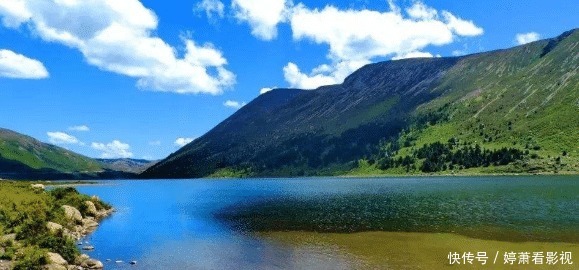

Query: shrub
[
  {"left": 12, "top": 247, "right": 47, "bottom": 270},
  {"left": 0, "top": 246, "right": 15, "bottom": 260},
  {"left": 38, "top": 233, "right": 78, "bottom": 263}
]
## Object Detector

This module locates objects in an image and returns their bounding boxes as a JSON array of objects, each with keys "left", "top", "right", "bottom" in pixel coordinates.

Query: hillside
[
  {"left": 142, "top": 29, "right": 579, "bottom": 178},
  {"left": 0, "top": 128, "right": 136, "bottom": 179}
]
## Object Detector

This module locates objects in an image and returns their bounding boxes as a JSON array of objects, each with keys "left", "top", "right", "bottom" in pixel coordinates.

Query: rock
[
  {"left": 81, "top": 259, "right": 103, "bottom": 269},
  {"left": 82, "top": 217, "right": 99, "bottom": 227},
  {"left": 46, "top": 222, "right": 63, "bottom": 234},
  {"left": 94, "top": 207, "right": 114, "bottom": 219},
  {"left": 47, "top": 252, "right": 68, "bottom": 266},
  {"left": 31, "top": 183, "right": 45, "bottom": 190},
  {"left": 74, "top": 254, "right": 90, "bottom": 265},
  {"left": 62, "top": 205, "right": 83, "bottom": 222},
  {"left": 82, "top": 218, "right": 99, "bottom": 229},
  {"left": 0, "top": 234, "right": 15, "bottom": 242},
  {"left": 0, "top": 260, "right": 12, "bottom": 270},
  {"left": 43, "top": 264, "right": 67, "bottom": 270},
  {"left": 84, "top": 201, "right": 98, "bottom": 216}
]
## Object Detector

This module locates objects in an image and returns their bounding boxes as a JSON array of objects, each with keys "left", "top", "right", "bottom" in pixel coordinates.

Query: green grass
[
  {"left": 0, "top": 128, "right": 103, "bottom": 175},
  {"left": 346, "top": 32, "right": 579, "bottom": 176},
  {"left": 0, "top": 181, "right": 112, "bottom": 268}
]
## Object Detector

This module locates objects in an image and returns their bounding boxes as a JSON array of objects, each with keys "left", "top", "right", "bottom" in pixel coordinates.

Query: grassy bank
[
  {"left": 262, "top": 231, "right": 578, "bottom": 269},
  {"left": 0, "top": 180, "right": 111, "bottom": 269}
]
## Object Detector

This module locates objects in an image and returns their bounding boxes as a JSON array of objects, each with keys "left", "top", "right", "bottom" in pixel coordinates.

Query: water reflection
[{"left": 75, "top": 176, "right": 578, "bottom": 269}]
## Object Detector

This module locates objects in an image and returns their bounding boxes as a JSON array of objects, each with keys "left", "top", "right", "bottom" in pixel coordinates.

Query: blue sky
[{"left": 0, "top": 0, "right": 577, "bottom": 160}]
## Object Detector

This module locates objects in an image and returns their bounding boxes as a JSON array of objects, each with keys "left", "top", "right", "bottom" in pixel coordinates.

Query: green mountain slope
[
  {"left": 0, "top": 128, "right": 105, "bottom": 179},
  {"left": 142, "top": 29, "right": 579, "bottom": 178}
]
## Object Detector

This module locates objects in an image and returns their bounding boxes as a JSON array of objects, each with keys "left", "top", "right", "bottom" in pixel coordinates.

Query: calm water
[{"left": 76, "top": 176, "right": 578, "bottom": 269}]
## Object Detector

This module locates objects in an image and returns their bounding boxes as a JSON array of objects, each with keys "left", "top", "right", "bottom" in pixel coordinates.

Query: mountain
[
  {"left": 97, "top": 158, "right": 157, "bottom": 174},
  {"left": 142, "top": 29, "right": 579, "bottom": 178},
  {"left": 0, "top": 128, "right": 136, "bottom": 179}
]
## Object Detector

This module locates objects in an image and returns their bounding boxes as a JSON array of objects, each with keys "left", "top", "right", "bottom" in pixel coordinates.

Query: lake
[{"left": 76, "top": 176, "right": 578, "bottom": 269}]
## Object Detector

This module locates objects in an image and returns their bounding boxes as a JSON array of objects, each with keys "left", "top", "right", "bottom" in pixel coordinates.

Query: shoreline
[
  {"left": 2, "top": 169, "right": 577, "bottom": 182},
  {"left": 338, "top": 170, "right": 579, "bottom": 178},
  {"left": 0, "top": 182, "right": 114, "bottom": 269}
]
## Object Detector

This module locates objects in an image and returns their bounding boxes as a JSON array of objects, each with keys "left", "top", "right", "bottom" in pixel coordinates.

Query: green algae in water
[{"left": 219, "top": 176, "right": 579, "bottom": 243}]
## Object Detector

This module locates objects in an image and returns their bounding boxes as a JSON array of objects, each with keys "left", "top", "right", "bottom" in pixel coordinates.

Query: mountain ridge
[
  {"left": 148, "top": 29, "right": 575, "bottom": 178},
  {"left": 0, "top": 128, "right": 142, "bottom": 179}
]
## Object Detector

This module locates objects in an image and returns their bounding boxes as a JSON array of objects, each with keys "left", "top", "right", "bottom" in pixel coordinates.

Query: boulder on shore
[
  {"left": 42, "top": 264, "right": 67, "bottom": 270},
  {"left": 80, "top": 259, "right": 103, "bottom": 269},
  {"left": 47, "top": 252, "right": 67, "bottom": 266},
  {"left": 82, "top": 218, "right": 99, "bottom": 229},
  {"left": 31, "top": 184, "right": 45, "bottom": 190},
  {"left": 62, "top": 205, "right": 83, "bottom": 222},
  {"left": 44, "top": 252, "right": 68, "bottom": 270},
  {"left": 46, "top": 222, "right": 63, "bottom": 234},
  {"left": 0, "top": 234, "right": 15, "bottom": 242},
  {"left": 84, "top": 201, "right": 98, "bottom": 216}
]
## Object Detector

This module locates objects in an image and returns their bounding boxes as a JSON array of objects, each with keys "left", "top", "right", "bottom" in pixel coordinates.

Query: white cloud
[
  {"left": 0, "top": 49, "right": 49, "bottom": 79},
  {"left": 283, "top": 1, "right": 483, "bottom": 89},
  {"left": 441, "top": 11, "right": 484, "bottom": 37},
  {"left": 392, "top": 51, "right": 434, "bottom": 60},
  {"left": 91, "top": 140, "right": 133, "bottom": 158},
  {"left": 406, "top": 1, "right": 438, "bottom": 20},
  {"left": 259, "top": 87, "right": 276, "bottom": 94},
  {"left": 0, "top": 0, "right": 235, "bottom": 94},
  {"left": 174, "top": 137, "right": 194, "bottom": 147},
  {"left": 515, "top": 32, "right": 540, "bottom": 45},
  {"left": 196, "top": 0, "right": 225, "bottom": 19},
  {"left": 223, "top": 99, "right": 247, "bottom": 109},
  {"left": 68, "top": 125, "right": 89, "bottom": 132},
  {"left": 231, "top": 0, "right": 291, "bottom": 40},
  {"left": 47, "top": 131, "right": 79, "bottom": 145},
  {"left": 283, "top": 60, "right": 369, "bottom": 89},
  {"left": 0, "top": 0, "right": 30, "bottom": 27}
]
